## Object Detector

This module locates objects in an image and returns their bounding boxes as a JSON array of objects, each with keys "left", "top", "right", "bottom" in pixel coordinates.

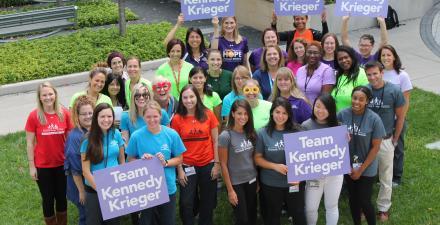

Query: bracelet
[{"left": 214, "top": 161, "right": 220, "bottom": 164}]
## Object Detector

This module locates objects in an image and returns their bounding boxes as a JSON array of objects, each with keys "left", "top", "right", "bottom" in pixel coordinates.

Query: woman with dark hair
[
  {"left": 26, "top": 82, "right": 72, "bottom": 225},
  {"left": 106, "top": 51, "right": 129, "bottom": 80},
  {"left": 189, "top": 67, "right": 222, "bottom": 127},
  {"left": 295, "top": 41, "right": 335, "bottom": 104},
  {"left": 211, "top": 16, "right": 250, "bottom": 72},
  {"left": 101, "top": 72, "right": 127, "bottom": 127},
  {"left": 102, "top": 72, "right": 127, "bottom": 109},
  {"left": 331, "top": 46, "right": 368, "bottom": 112},
  {"left": 206, "top": 49, "right": 233, "bottom": 99},
  {"left": 164, "top": 14, "right": 208, "bottom": 70},
  {"left": 171, "top": 85, "right": 220, "bottom": 225},
  {"left": 125, "top": 56, "right": 152, "bottom": 108},
  {"left": 337, "top": 86, "right": 385, "bottom": 225},
  {"left": 252, "top": 45, "right": 285, "bottom": 100},
  {"left": 218, "top": 99, "right": 258, "bottom": 225},
  {"left": 80, "top": 103, "right": 125, "bottom": 225},
  {"left": 271, "top": 11, "right": 328, "bottom": 52},
  {"left": 70, "top": 67, "right": 113, "bottom": 108},
  {"left": 286, "top": 38, "right": 307, "bottom": 75},
  {"left": 126, "top": 100, "right": 186, "bottom": 225},
  {"left": 270, "top": 67, "right": 311, "bottom": 124},
  {"left": 249, "top": 28, "right": 287, "bottom": 72},
  {"left": 156, "top": 39, "right": 194, "bottom": 99},
  {"left": 302, "top": 93, "right": 342, "bottom": 225},
  {"left": 377, "top": 44, "right": 412, "bottom": 187},
  {"left": 65, "top": 96, "right": 95, "bottom": 225},
  {"left": 254, "top": 97, "right": 306, "bottom": 225},
  {"left": 321, "top": 33, "right": 340, "bottom": 69}
]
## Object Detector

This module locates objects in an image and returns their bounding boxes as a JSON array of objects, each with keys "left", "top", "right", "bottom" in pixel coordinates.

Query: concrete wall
[{"left": 236, "top": 0, "right": 437, "bottom": 33}]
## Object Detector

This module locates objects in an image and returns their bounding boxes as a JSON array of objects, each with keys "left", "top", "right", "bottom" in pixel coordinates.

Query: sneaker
[
  {"left": 392, "top": 181, "right": 400, "bottom": 188},
  {"left": 361, "top": 212, "right": 365, "bottom": 221},
  {"left": 377, "top": 211, "right": 389, "bottom": 222}
]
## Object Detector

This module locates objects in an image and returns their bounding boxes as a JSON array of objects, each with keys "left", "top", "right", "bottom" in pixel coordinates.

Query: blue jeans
[
  {"left": 139, "top": 194, "right": 176, "bottom": 225},
  {"left": 393, "top": 120, "right": 407, "bottom": 183},
  {"left": 179, "top": 163, "right": 217, "bottom": 225}
]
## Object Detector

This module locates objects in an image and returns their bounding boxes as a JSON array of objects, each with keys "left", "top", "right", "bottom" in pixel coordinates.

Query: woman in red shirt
[
  {"left": 171, "top": 84, "right": 220, "bottom": 225},
  {"left": 25, "top": 82, "right": 72, "bottom": 225}
]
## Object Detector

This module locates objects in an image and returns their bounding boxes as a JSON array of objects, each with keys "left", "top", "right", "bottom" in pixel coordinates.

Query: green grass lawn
[{"left": 0, "top": 88, "right": 439, "bottom": 225}]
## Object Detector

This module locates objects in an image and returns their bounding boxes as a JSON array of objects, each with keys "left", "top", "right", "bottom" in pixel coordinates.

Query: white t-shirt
[{"left": 383, "top": 69, "right": 413, "bottom": 92}]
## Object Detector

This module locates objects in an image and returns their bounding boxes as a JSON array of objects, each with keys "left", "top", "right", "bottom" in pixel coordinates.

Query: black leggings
[
  {"left": 345, "top": 175, "right": 376, "bottom": 225},
  {"left": 36, "top": 166, "right": 67, "bottom": 217}
]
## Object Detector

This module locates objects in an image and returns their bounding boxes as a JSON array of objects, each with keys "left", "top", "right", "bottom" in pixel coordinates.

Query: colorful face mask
[{"left": 153, "top": 81, "right": 171, "bottom": 92}]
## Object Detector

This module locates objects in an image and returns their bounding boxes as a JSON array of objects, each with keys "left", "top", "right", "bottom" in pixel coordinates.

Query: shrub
[
  {"left": 0, "top": 0, "right": 29, "bottom": 8},
  {"left": 0, "top": 23, "right": 187, "bottom": 84},
  {"left": 0, "top": 0, "right": 138, "bottom": 28}
]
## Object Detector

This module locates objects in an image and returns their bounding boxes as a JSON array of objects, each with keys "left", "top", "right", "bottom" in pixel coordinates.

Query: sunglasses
[
  {"left": 134, "top": 92, "right": 150, "bottom": 100},
  {"left": 152, "top": 81, "right": 171, "bottom": 92},
  {"left": 243, "top": 86, "right": 260, "bottom": 95}
]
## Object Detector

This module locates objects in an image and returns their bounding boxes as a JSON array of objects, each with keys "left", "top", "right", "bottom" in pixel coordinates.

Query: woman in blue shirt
[
  {"left": 126, "top": 100, "right": 186, "bottom": 225},
  {"left": 80, "top": 103, "right": 125, "bottom": 225},
  {"left": 64, "top": 96, "right": 94, "bottom": 225}
]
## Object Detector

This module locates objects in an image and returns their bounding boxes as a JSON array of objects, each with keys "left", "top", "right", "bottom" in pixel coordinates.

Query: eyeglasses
[
  {"left": 234, "top": 76, "right": 247, "bottom": 81},
  {"left": 243, "top": 86, "right": 260, "bottom": 95},
  {"left": 134, "top": 93, "right": 150, "bottom": 100},
  {"left": 306, "top": 51, "right": 321, "bottom": 56},
  {"left": 79, "top": 112, "right": 93, "bottom": 117},
  {"left": 152, "top": 81, "right": 171, "bottom": 92}
]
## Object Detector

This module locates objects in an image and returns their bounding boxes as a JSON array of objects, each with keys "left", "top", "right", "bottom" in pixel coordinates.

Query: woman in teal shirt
[{"left": 80, "top": 103, "right": 125, "bottom": 225}]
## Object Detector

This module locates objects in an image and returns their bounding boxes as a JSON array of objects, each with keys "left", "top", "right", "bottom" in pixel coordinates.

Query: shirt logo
[
  {"left": 268, "top": 140, "right": 284, "bottom": 152},
  {"left": 348, "top": 124, "right": 367, "bottom": 137},
  {"left": 368, "top": 97, "right": 390, "bottom": 109},
  {"left": 223, "top": 49, "right": 242, "bottom": 61},
  {"left": 236, "top": 139, "right": 253, "bottom": 153},
  {"left": 42, "top": 123, "right": 64, "bottom": 135}
]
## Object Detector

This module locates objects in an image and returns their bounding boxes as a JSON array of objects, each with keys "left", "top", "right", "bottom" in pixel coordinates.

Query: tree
[{"left": 118, "top": 0, "right": 127, "bottom": 36}]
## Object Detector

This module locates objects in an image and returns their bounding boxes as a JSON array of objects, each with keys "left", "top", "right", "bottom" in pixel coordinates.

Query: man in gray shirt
[{"left": 365, "top": 61, "right": 405, "bottom": 222}]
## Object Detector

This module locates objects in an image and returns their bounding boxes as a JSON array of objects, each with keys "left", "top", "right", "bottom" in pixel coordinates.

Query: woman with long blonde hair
[{"left": 25, "top": 82, "right": 72, "bottom": 225}]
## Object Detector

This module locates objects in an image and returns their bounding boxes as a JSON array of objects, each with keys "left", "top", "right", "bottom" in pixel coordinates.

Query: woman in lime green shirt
[
  {"left": 125, "top": 56, "right": 151, "bottom": 108},
  {"left": 156, "top": 39, "right": 194, "bottom": 100},
  {"left": 189, "top": 67, "right": 222, "bottom": 130},
  {"left": 70, "top": 67, "right": 112, "bottom": 109},
  {"left": 331, "top": 46, "right": 368, "bottom": 112}
]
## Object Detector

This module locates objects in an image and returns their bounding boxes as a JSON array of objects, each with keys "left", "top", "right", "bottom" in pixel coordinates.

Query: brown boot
[
  {"left": 55, "top": 211, "right": 67, "bottom": 225},
  {"left": 44, "top": 216, "right": 57, "bottom": 225}
]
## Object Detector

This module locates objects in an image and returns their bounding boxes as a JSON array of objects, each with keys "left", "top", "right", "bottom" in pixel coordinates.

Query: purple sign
[
  {"left": 94, "top": 158, "right": 169, "bottom": 220},
  {"left": 334, "top": 0, "right": 388, "bottom": 17},
  {"left": 274, "top": 0, "right": 324, "bottom": 16},
  {"left": 181, "top": 0, "right": 235, "bottom": 21},
  {"left": 283, "top": 125, "right": 351, "bottom": 182}
]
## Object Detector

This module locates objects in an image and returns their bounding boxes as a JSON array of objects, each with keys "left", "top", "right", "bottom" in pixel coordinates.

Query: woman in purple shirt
[
  {"left": 249, "top": 28, "right": 288, "bottom": 73},
  {"left": 295, "top": 41, "right": 335, "bottom": 104},
  {"left": 321, "top": 33, "right": 340, "bottom": 69},
  {"left": 211, "top": 16, "right": 250, "bottom": 72},
  {"left": 270, "top": 67, "right": 311, "bottom": 124}
]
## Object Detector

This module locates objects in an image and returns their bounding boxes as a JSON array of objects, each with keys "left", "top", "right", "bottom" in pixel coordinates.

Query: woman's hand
[
  {"left": 29, "top": 166, "right": 38, "bottom": 181},
  {"left": 177, "top": 168, "right": 188, "bottom": 187},
  {"left": 271, "top": 11, "right": 278, "bottom": 24},
  {"left": 79, "top": 190, "right": 86, "bottom": 205},
  {"left": 212, "top": 16, "right": 219, "bottom": 28},
  {"left": 272, "top": 164, "right": 288, "bottom": 175},
  {"left": 228, "top": 190, "right": 238, "bottom": 206},
  {"left": 321, "top": 8, "right": 327, "bottom": 22},
  {"left": 155, "top": 152, "right": 167, "bottom": 166},
  {"left": 141, "top": 153, "right": 153, "bottom": 160},
  {"left": 177, "top": 13, "right": 184, "bottom": 26},
  {"left": 211, "top": 163, "right": 221, "bottom": 180},
  {"left": 350, "top": 168, "right": 362, "bottom": 180}
]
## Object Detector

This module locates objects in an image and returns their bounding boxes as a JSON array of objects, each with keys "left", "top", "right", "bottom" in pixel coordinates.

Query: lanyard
[
  {"left": 304, "top": 75, "right": 313, "bottom": 94},
  {"left": 170, "top": 61, "right": 182, "bottom": 95},
  {"left": 267, "top": 72, "right": 274, "bottom": 90}
]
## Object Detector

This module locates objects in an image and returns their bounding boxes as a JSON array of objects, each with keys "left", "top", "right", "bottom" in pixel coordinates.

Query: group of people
[{"left": 25, "top": 11, "right": 412, "bottom": 225}]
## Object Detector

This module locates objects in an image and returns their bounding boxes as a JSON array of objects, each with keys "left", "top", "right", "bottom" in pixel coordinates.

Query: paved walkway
[{"left": 1, "top": 2, "right": 440, "bottom": 135}]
